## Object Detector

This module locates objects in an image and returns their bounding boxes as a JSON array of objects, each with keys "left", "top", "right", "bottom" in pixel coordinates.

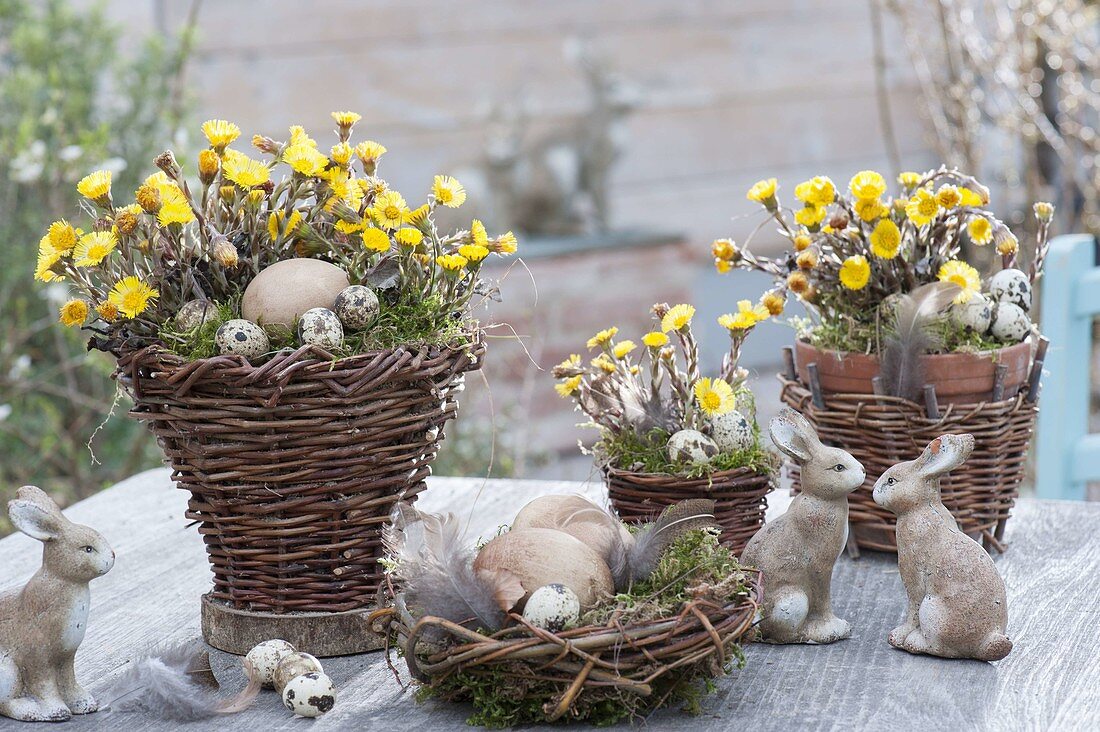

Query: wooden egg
[
  {"left": 522, "top": 584, "right": 581, "bottom": 632},
  {"left": 990, "top": 301, "right": 1031, "bottom": 343},
  {"left": 244, "top": 639, "right": 295, "bottom": 687},
  {"left": 989, "top": 268, "right": 1032, "bottom": 312},
  {"left": 273, "top": 652, "right": 323, "bottom": 693},
  {"left": 297, "top": 307, "right": 344, "bottom": 349},
  {"left": 281, "top": 671, "right": 336, "bottom": 718},
  {"left": 215, "top": 319, "right": 270, "bottom": 359},
  {"left": 333, "top": 285, "right": 379, "bottom": 330},
  {"left": 473, "top": 528, "right": 614, "bottom": 610},
  {"left": 667, "top": 429, "right": 719, "bottom": 465},
  {"left": 511, "top": 495, "right": 631, "bottom": 568},
  {"left": 242, "top": 258, "right": 350, "bottom": 327},
  {"left": 175, "top": 299, "right": 216, "bottom": 331},
  {"left": 706, "top": 411, "right": 755, "bottom": 453}
]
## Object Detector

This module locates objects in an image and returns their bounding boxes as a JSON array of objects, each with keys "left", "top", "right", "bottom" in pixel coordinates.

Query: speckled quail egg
[
  {"left": 273, "top": 652, "right": 324, "bottom": 693},
  {"left": 297, "top": 307, "right": 344, "bottom": 350},
  {"left": 215, "top": 319, "right": 270, "bottom": 359},
  {"left": 333, "top": 285, "right": 380, "bottom": 330},
  {"left": 667, "top": 429, "right": 719, "bottom": 465},
  {"left": 522, "top": 584, "right": 581, "bottom": 632},
  {"left": 282, "top": 671, "right": 336, "bottom": 718},
  {"left": 706, "top": 411, "right": 756, "bottom": 453},
  {"left": 244, "top": 639, "right": 295, "bottom": 687},
  {"left": 989, "top": 268, "right": 1032, "bottom": 312},
  {"left": 175, "top": 299, "right": 216, "bottom": 331},
  {"left": 951, "top": 292, "right": 994, "bottom": 334},
  {"left": 990, "top": 301, "right": 1032, "bottom": 343}
]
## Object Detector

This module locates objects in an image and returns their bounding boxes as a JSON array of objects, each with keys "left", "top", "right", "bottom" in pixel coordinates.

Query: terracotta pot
[{"left": 794, "top": 339, "right": 1032, "bottom": 404}]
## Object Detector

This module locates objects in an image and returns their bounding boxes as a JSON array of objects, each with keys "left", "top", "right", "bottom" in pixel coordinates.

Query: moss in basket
[
  {"left": 796, "top": 311, "right": 1011, "bottom": 357},
  {"left": 597, "top": 426, "right": 775, "bottom": 479},
  {"left": 416, "top": 530, "right": 752, "bottom": 727}
]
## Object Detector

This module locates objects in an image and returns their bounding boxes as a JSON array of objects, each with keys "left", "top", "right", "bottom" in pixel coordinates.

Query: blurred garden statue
[{"left": 478, "top": 39, "right": 641, "bottom": 237}]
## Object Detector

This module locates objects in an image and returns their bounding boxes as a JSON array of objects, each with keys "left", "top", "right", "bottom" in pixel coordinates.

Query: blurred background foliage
[{"left": 0, "top": 0, "right": 197, "bottom": 531}]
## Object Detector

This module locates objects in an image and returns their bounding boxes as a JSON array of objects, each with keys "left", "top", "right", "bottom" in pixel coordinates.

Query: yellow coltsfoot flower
[
  {"left": 95, "top": 301, "right": 119, "bottom": 322},
  {"left": 897, "top": 171, "right": 923, "bottom": 189},
  {"left": 937, "top": 260, "right": 980, "bottom": 303},
  {"left": 794, "top": 176, "right": 836, "bottom": 207},
  {"left": 612, "top": 340, "right": 636, "bottom": 359},
  {"left": 371, "top": 190, "right": 409, "bottom": 230},
  {"left": 762, "top": 290, "right": 785, "bottom": 316},
  {"left": 936, "top": 184, "right": 961, "bottom": 209},
  {"left": 73, "top": 231, "right": 118, "bottom": 267},
  {"left": 746, "top": 177, "right": 778, "bottom": 207},
  {"left": 642, "top": 331, "right": 669, "bottom": 348},
  {"left": 436, "top": 253, "right": 468, "bottom": 271},
  {"left": 221, "top": 150, "right": 271, "bottom": 188},
  {"left": 45, "top": 220, "right": 78, "bottom": 254},
  {"left": 201, "top": 119, "right": 241, "bottom": 152},
  {"left": 555, "top": 374, "right": 582, "bottom": 397},
  {"left": 967, "top": 216, "right": 993, "bottom": 246},
  {"left": 59, "top": 299, "right": 89, "bottom": 327},
  {"left": 586, "top": 327, "right": 619, "bottom": 349},
  {"left": 395, "top": 228, "right": 424, "bottom": 248},
  {"left": 283, "top": 143, "right": 329, "bottom": 177},
  {"left": 794, "top": 204, "right": 827, "bottom": 228},
  {"left": 355, "top": 140, "right": 387, "bottom": 174},
  {"left": 458, "top": 244, "right": 489, "bottom": 262},
  {"left": 849, "top": 170, "right": 886, "bottom": 201},
  {"left": 839, "top": 255, "right": 871, "bottom": 290},
  {"left": 491, "top": 231, "right": 518, "bottom": 255},
  {"left": 433, "top": 175, "right": 467, "bottom": 208},
  {"left": 694, "top": 377, "right": 735, "bottom": 417},
  {"left": 469, "top": 219, "right": 489, "bottom": 247},
  {"left": 660, "top": 303, "right": 696, "bottom": 333},
  {"left": 35, "top": 248, "right": 64, "bottom": 282},
  {"left": 362, "top": 228, "right": 392, "bottom": 253},
  {"left": 869, "top": 218, "right": 902, "bottom": 258},
  {"left": 108, "top": 276, "right": 159, "bottom": 319},
  {"left": 905, "top": 188, "right": 940, "bottom": 226},
  {"left": 77, "top": 170, "right": 112, "bottom": 204}
]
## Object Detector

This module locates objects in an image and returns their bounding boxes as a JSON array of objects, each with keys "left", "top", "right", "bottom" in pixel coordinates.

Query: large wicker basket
[
  {"left": 378, "top": 569, "right": 762, "bottom": 725},
  {"left": 604, "top": 465, "right": 773, "bottom": 555},
  {"left": 113, "top": 336, "right": 484, "bottom": 655},
  {"left": 779, "top": 375, "right": 1038, "bottom": 554}
]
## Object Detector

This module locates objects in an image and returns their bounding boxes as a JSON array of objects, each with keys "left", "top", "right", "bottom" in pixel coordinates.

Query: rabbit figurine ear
[
  {"left": 769, "top": 408, "right": 819, "bottom": 464},
  {"left": 8, "top": 499, "right": 62, "bottom": 542},
  {"left": 915, "top": 434, "right": 975, "bottom": 478}
]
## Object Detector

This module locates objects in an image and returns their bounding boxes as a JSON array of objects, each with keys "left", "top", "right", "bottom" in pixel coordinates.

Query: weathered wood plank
[{"left": 1, "top": 470, "right": 1097, "bottom": 730}]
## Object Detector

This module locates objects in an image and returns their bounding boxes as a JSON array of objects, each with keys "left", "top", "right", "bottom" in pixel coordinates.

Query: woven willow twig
[
  {"left": 779, "top": 375, "right": 1037, "bottom": 554},
  {"left": 605, "top": 466, "right": 774, "bottom": 555},
  {"left": 384, "top": 569, "right": 761, "bottom": 722},
  {"left": 112, "top": 335, "right": 484, "bottom": 613}
]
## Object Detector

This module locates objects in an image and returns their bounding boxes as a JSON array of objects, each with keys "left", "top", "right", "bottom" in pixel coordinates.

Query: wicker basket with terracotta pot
[
  {"left": 604, "top": 464, "right": 774, "bottom": 555},
  {"left": 779, "top": 337, "right": 1045, "bottom": 554},
  {"left": 113, "top": 334, "right": 484, "bottom": 656}
]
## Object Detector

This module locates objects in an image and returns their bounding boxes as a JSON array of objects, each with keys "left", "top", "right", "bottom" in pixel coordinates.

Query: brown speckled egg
[
  {"left": 667, "top": 429, "right": 719, "bottom": 464},
  {"left": 298, "top": 307, "right": 344, "bottom": 350},
  {"left": 333, "top": 285, "right": 379, "bottom": 330},
  {"left": 175, "top": 299, "right": 216, "bottom": 331},
  {"left": 215, "top": 319, "right": 270, "bottom": 359}
]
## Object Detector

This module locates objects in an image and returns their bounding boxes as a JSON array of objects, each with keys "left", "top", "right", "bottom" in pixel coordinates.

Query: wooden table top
[{"left": 0, "top": 469, "right": 1097, "bottom": 730}]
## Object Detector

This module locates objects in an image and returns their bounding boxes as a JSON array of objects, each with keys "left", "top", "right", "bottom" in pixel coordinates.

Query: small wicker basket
[
  {"left": 113, "top": 335, "right": 484, "bottom": 654},
  {"left": 779, "top": 375, "right": 1038, "bottom": 554},
  {"left": 379, "top": 569, "right": 761, "bottom": 725},
  {"left": 604, "top": 465, "right": 773, "bottom": 555}
]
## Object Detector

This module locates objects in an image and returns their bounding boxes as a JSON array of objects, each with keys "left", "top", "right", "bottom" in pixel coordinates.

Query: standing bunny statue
[
  {"left": 873, "top": 434, "right": 1013, "bottom": 661},
  {"left": 0, "top": 486, "right": 114, "bottom": 721},
  {"left": 741, "top": 408, "right": 865, "bottom": 644}
]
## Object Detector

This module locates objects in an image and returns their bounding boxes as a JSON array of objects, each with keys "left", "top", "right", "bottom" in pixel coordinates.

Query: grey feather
[
  {"left": 104, "top": 643, "right": 228, "bottom": 721},
  {"left": 384, "top": 503, "right": 514, "bottom": 634},
  {"left": 612, "top": 499, "right": 719, "bottom": 590},
  {"left": 880, "top": 282, "right": 961, "bottom": 401},
  {"left": 585, "top": 374, "right": 677, "bottom": 433}
]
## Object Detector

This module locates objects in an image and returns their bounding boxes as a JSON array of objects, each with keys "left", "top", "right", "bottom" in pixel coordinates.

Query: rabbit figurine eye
[
  {"left": 81, "top": 546, "right": 94, "bottom": 554},
  {"left": 833, "top": 464, "right": 846, "bottom": 472},
  {"left": 886, "top": 477, "right": 897, "bottom": 486}
]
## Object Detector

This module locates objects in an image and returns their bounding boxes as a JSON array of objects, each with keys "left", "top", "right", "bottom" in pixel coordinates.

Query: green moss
[
  {"left": 596, "top": 427, "right": 776, "bottom": 479},
  {"left": 156, "top": 300, "right": 238, "bottom": 360},
  {"left": 415, "top": 531, "right": 752, "bottom": 727},
  {"left": 799, "top": 314, "right": 1012, "bottom": 356}
]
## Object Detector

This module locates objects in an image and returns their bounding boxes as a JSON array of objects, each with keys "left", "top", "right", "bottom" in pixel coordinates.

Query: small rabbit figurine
[
  {"left": 873, "top": 434, "right": 1013, "bottom": 661},
  {"left": 741, "top": 408, "right": 865, "bottom": 643},
  {"left": 0, "top": 486, "right": 114, "bottom": 721}
]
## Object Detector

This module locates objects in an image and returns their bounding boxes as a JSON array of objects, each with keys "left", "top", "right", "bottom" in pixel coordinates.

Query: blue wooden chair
[{"left": 1036, "top": 233, "right": 1098, "bottom": 500}]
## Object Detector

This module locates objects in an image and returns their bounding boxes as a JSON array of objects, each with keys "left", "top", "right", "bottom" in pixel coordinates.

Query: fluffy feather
[
  {"left": 880, "top": 281, "right": 961, "bottom": 401},
  {"left": 583, "top": 373, "right": 676, "bottom": 434},
  {"left": 606, "top": 499, "right": 718, "bottom": 590},
  {"left": 384, "top": 503, "right": 521, "bottom": 633},
  {"left": 104, "top": 643, "right": 259, "bottom": 721}
]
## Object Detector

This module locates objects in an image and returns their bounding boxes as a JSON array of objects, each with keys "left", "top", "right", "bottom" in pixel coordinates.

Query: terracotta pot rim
[{"left": 795, "top": 337, "right": 1031, "bottom": 361}]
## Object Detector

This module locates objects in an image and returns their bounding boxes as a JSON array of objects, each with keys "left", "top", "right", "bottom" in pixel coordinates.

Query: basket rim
[
  {"left": 778, "top": 374, "right": 1036, "bottom": 413},
  {"left": 601, "top": 461, "right": 772, "bottom": 481}
]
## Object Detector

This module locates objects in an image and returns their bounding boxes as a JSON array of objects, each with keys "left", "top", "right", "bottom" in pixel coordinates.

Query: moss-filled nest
[{"left": 380, "top": 530, "right": 761, "bottom": 727}]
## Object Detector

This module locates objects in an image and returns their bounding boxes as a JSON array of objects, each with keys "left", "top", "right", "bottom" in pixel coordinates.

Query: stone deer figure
[
  {"left": 741, "top": 408, "right": 865, "bottom": 644},
  {"left": 0, "top": 486, "right": 114, "bottom": 721}
]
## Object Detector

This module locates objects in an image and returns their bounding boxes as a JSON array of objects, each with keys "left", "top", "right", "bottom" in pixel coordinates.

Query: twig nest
[
  {"left": 175, "top": 299, "right": 216, "bottom": 331},
  {"left": 298, "top": 307, "right": 344, "bottom": 350},
  {"left": 215, "top": 319, "right": 270, "bottom": 359},
  {"left": 989, "top": 268, "right": 1032, "bottom": 312},
  {"left": 273, "top": 652, "right": 324, "bottom": 694},
  {"left": 511, "top": 494, "right": 632, "bottom": 566},
  {"left": 667, "top": 429, "right": 719, "bottom": 465},
  {"left": 333, "top": 285, "right": 380, "bottom": 330},
  {"left": 242, "top": 258, "right": 351, "bottom": 327},
  {"left": 522, "top": 584, "right": 581, "bottom": 632},
  {"left": 473, "top": 527, "right": 614, "bottom": 609},
  {"left": 244, "top": 639, "right": 295, "bottom": 687},
  {"left": 951, "top": 292, "right": 994, "bottom": 334},
  {"left": 990, "top": 301, "right": 1031, "bottom": 343},
  {"left": 706, "top": 411, "right": 755, "bottom": 453},
  {"left": 281, "top": 671, "right": 336, "bottom": 718}
]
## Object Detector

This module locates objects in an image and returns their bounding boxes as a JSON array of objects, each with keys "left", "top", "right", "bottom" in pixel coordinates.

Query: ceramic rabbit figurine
[
  {"left": 0, "top": 486, "right": 115, "bottom": 721},
  {"left": 873, "top": 434, "right": 1013, "bottom": 661},
  {"left": 741, "top": 408, "right": 865, "bottom": 644}
]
